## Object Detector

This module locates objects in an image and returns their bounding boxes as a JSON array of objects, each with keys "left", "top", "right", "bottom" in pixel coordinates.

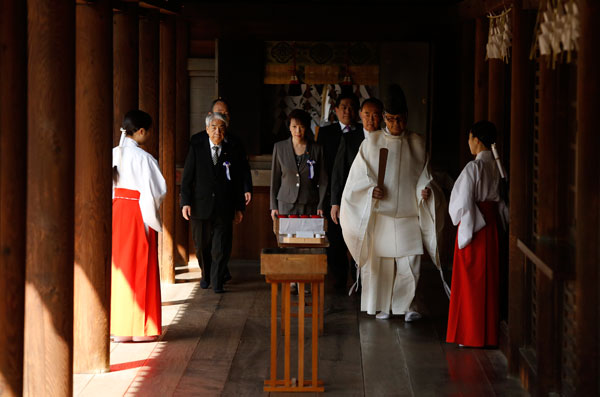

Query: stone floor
[{"left": 74, "top": 260, "right": 529, "bottom": 396}]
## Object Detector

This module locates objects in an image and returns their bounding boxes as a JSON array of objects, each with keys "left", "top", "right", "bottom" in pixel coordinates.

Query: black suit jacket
[
  {"left": 190, "top": 130, "right": 253, "bottom": 194},
  {"left": 331, "top": 129, "right": 365, "bottom": 206},
  {"left": 180, "top": 136, "right": 245, "bottom": 220},
  {"left": 316, "top": 122, "right": 361, "bottom": 205}
]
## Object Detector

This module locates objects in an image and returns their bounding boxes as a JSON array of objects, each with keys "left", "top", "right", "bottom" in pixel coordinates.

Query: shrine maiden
[
  {"left": 111, "top": 110, "right": 166, "bottom": 342},
  {"left": 446, "top": 120, "right": 507, "bottom": 347},
  {"left": 340, "top": 85, "right": 446, "bottom": 321}
]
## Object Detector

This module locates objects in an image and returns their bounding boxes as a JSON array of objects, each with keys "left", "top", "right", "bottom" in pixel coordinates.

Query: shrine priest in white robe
[{"left": 340, "top": 85, "right": 447, "bottom": 321}]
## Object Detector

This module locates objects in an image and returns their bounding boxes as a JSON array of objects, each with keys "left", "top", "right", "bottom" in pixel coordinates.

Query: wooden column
[
  {"left": 73, "top": 0, "right": 112, "bottom": 374},
  {"left": 488, "top": 59, "right": 506, "bottom": 144},
  {"left": 0, "top": 0, "right": 27, "bottom": 395},
  {"left": 24, "top": 0, "right": 75, "bottom": 395},
  {"left": 535, "top": 58, "right": 559, "bottom": 395},
  {"left": 474, "top": 17, "right": 489, "bottom": 122},
  {"left": 459, "top": 21, "right": 475, "bottom": 168},
  {"left": 575, "top": 0, "right": 600, "bottom": 394},
  {"left": 113, "top": 3, "right": 139, "bottom": 146},
  {"left": 159, "top": 15, "right": 176, "bottom": 283},
  {"left": 175, "top": 19, "right": 190, "bottom": 266},
  {"left": 537, "top": 60, "right": 559, "bottom": 238},
  {"left": 507, "top": 0, "right": 534, "bottom": 374},
  {"left": 139, "top": 9, "right": 159, "bottom": 158}
]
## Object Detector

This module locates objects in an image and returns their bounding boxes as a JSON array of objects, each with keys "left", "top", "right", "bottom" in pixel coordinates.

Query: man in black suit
[
  {"left": 181, "top": 112, "right": 245, "bottom": 293},
  {"left": 330, "top": 97, "right": 383, "bottom": 223},
  {"left": 316, "top": 92, "right": 361, "bottom": 291},
  {"left": 190, "top": 98, "right": 252, "bottom": 284}
]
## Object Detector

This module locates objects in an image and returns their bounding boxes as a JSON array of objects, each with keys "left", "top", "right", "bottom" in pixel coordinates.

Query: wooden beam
[
  {"left": 474, "top": 17, "right": 489, "bottom": 122},
  {"left": 159, "top": 15, "right": 176, "bottom": 283},
  {"left": 24, "top": 0, "right": 75, "bottom": 395},
  {"left": 73, "top": 0, "right": 112, "bottom": 374},
  {"left": 507, "top": 0, "right": 535, "bottom": 375},
  {"left": 458, "top": 0, "right": 540, "bottom": 19},
  {"left": 0, "top": 0, "right": 27, "bottom": 395},
  {"left": 575, "top": 0, "right": 600, "bottom": 394},
  {"left": 175, "top": 18, "right": 190, "bottom": 266},
  {"left": 113, "top": 4, "right": 139, "bottom": 145},
  {"left": 139, "top": 9, "right": 159, "bottom": 159}
]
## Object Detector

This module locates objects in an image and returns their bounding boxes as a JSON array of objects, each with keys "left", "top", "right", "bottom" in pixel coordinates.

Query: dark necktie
[{"left": 212, "top": 146, "right": 219, "bottom": 165}]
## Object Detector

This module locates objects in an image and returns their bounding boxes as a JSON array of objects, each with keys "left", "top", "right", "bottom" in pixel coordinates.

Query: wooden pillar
[
  {"left": 139, "top": 9, "right": 159, "bottom": 159},
  {"left": 0, "top": 0, "right": 27, "bottom": 395},
  {"left": 507, "top": 0, "right": 534, "bottom": 374},
  {"left": 459, "top": 21, "right": 475, "bottom": 168},
  {"left": 474, "top": 17, "right": 489, "bottom": 122},
  {"left": 175, "top": 19, "right": 190, "bottom": 266},
  {"left": 159, "top": 15, "right": 176, "bottom": 283},
  {"left": 24, "top": 0, "right": 75, "bottom": 395},
  {"left": 537, "top": 60, "right": 559, "bottom": 239},
  {"left": 488, "top": 59, "right": 506, "bottom": 144},
  {"left": 535, "top": 58, "right": 559, "bottom": 396},
  {"left": 575, "top": 0, "right": 600, "bottom": 394},
  {"left": 113, "top": 3, "right": 139, "bottom": 146},
  {"left": 73, "top": 0, "right": 112, "bottom": 374}
]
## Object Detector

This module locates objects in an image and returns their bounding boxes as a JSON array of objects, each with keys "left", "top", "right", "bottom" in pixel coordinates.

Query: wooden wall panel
[{"left": 231, "top": 187, "right": 277, "bottom": 260}]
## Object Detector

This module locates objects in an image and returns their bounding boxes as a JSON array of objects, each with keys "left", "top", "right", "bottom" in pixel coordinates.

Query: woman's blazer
[{"left": 270, "top": 137, "right": 328, "bottom": 210}]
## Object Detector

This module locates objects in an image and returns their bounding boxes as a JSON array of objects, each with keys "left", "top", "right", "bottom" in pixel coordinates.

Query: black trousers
[
  {"left": 324, "top": 206, "right": 353, "bottom": 289},
  {"left": 191, "top": 213, "right": 233, "bottom": 291}
]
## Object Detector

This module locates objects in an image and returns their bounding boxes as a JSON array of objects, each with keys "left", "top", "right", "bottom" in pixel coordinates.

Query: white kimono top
[
  {"left": 340, "top": 129, "right": 443, "bottom": 270},
  {"left": 449, "top": 150, "right": 506, "bottom": 249},
  {"left": 112, "top": 137, "right": 167, "bottom": 233}
]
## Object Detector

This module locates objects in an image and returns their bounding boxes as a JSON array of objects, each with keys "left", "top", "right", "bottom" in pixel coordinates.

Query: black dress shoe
[
  {"left": 213, "top": 288, "right": 225, "bottom": 294},
  {"left": 200, "top": 279, "right": 210, "bottom": 289}
]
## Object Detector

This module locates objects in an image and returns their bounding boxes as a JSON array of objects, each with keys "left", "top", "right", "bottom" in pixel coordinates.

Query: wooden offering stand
[{"left": 260, "top": 247, "right": 327, "bottom": 393}]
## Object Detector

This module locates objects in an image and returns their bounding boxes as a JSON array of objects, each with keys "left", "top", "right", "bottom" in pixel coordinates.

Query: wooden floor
[{"left": 74, "top": 260, "right": 528, "bottom": 396}]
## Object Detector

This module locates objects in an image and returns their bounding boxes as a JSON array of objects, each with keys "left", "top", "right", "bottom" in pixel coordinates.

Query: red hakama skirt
[
  {"left": 111, "top": 188, "right": 162, "bottom": 337},
  {"left": 446, "top": 201, "right": 499, "bottom": 347}
]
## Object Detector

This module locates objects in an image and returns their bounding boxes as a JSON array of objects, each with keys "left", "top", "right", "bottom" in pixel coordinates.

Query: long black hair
[{"left": 113, "top": 110, "right": 153, "bottom": 183}]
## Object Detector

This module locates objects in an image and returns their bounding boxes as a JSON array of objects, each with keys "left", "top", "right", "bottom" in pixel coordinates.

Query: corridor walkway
[{"left": 74, "top": 260, "right": 528, "bottom": 396}]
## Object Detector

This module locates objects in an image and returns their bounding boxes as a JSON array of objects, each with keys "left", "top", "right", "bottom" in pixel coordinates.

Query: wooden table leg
[
  {"left": 311, "top": 281, "right": 319, "bottom": 388},
  {"left": 298, "top": 282, "right": 305, "bottom": 389},
  {"left": 280, "top": 283, "right": 284, "bottom": 336},
  {"left": 319, "top": 281, "right": 324, "bottom": 334},
  {"left": 284, "top": 281, "right": 291, "bottom": 387},
  {"left": 270, "top": 282, "right": 277, "bottom": 386}
]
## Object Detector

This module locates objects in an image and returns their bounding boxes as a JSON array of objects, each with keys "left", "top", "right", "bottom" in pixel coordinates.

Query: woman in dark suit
[{"left": 270, "top": 109, "right": 327, "bottom": 220}]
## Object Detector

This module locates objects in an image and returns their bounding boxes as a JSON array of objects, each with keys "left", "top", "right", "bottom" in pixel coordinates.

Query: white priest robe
[
  {"left": 448, "top": 150, "right": 508, "bottom": 248},
  {"left": 112, "top": 137, "right": 167, "bottom": 233},
  {"left": 340, "top": 129, "right": 445, "bottom": 315}
]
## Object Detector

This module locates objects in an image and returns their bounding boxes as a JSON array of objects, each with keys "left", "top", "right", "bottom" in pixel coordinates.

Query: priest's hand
[
  {"left": 234, "top": 210, "right": 243, "bottom": 224},
  {"left": 271, "top": 209, "right": 279, "bottom": 222},
  {"left": 182, "top": 205, "right": 192, "bottom": 220},
  {"left": 245, "top": 192, "right": 252, "bottom": 206},
  {"left": 330, "top": 205, "right": 340, "bottom": 224},
  {"left": 317, "top": 209, "right": 324, "bottom": 217},
  {"left": 373, "top": 186, "right": 385, "bottom": 199},
  {"left": 421, "top": 187, "right": 431, "bottom": 201}
]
